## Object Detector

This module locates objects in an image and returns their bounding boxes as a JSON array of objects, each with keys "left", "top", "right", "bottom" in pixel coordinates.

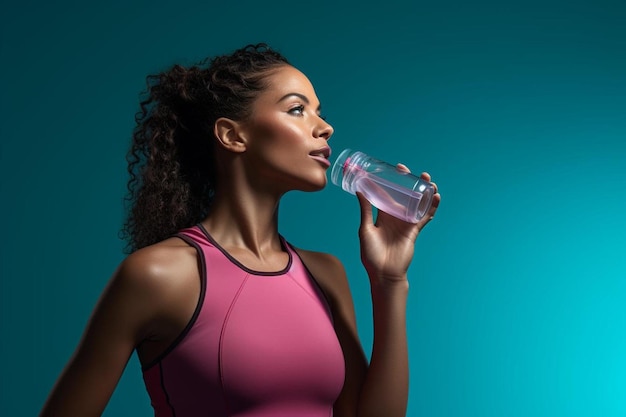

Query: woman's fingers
[
  {"left": 396, "top": 163, "right": 411, "bottom": 173},
  {"left": 371, "top": 165, "right": 441, "bottom": 230}
]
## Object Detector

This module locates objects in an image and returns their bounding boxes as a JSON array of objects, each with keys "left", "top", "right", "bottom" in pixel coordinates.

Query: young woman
[{"left": 41, "top": 43, "right": 441, "bottom": 417}]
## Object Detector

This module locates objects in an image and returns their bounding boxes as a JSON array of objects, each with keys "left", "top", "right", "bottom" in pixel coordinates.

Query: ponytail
[{"left": 121, "top": 64, "right": 215, "bottom": 252}]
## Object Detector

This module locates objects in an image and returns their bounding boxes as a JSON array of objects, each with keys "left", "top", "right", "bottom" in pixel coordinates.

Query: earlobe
[{"left": 214, "top": 117, "right": 247, "bottom": 153}]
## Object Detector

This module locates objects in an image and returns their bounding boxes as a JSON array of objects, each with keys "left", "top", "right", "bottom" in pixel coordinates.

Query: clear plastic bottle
[{"left": 330, "top": 148, "right": 435, "bottom": 223}]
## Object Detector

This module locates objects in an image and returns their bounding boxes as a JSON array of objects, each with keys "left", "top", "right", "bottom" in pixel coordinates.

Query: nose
[{"left": 314, "top": 117, "right": 334, "bottom": 141}]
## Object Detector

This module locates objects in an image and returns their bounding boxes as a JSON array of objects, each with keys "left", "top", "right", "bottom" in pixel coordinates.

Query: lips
[{"left": 309, "top": 146, "right": 331, "bottom": 167}]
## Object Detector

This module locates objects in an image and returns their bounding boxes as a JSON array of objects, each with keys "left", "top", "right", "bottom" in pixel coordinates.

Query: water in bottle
[{"left": 330, "top": 149, "right": 434, "bottom": 223}]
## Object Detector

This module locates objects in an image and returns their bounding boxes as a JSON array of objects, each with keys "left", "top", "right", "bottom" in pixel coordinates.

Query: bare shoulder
[
  {"left": 295, "top": 248, "right": 345, "bottom": 273},
  {"left": 116, "top": 237, "right": 199, "bottom": 296},
  {"left": 105, "top": 237, "right": 201, "bottom": 334}
]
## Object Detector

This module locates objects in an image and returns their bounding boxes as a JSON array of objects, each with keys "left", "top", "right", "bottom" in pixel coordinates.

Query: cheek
[
  {"left": 248, "top": 121, "right": 300, "bottom": 164},
  {"left": 268, "top": 123, "right": 303, "bottom": 144},
  {"left": 245, "top": 115, "right": 311, "bottom": 173}
]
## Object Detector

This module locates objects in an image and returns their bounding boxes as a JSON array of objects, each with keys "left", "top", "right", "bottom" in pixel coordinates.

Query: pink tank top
[{"left": 142, "top": 225, "right": 345, "bottom": 416}]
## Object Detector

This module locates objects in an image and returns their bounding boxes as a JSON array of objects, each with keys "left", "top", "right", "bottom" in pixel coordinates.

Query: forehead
[{"left": 258, "top": 65, "right": 319, "bottom": 103}]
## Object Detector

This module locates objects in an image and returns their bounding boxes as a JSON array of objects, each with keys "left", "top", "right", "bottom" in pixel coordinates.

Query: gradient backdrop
[{"left": 1, "top": 0, "right": 625, "bottom": 415}]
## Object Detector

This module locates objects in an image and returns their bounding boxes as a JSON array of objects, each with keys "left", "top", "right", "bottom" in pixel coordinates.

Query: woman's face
[{"left": 239, "top": 65, "right": 334, "bottom": 193}]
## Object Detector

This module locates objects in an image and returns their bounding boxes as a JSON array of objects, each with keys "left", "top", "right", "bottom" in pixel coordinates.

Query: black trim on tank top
[
  {"left": 197, "top": 223, "right": 293, "bottom": 276},
  {"left": 141, "top": 234, "right": 208, "bottom": 371},
  {"left": 159, "top": 362, "right": 177, "bottom": 417}
]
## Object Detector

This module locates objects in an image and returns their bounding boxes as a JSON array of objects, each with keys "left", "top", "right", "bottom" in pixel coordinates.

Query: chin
[
  {"left": 298, "top": 184, "right": 326, "bottom": 193},
  {"left": 299, "top": 177, "right": 328, "bottom": 192}
]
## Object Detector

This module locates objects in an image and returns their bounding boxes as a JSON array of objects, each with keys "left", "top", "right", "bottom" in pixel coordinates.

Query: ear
[{"left": 214, "top": 117, "right": 247, "bottom": 153}]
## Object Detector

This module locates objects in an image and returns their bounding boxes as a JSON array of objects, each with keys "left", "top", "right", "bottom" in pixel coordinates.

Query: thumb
[{"left": 356, "top": 192, "right": 374, "bottom": 229}]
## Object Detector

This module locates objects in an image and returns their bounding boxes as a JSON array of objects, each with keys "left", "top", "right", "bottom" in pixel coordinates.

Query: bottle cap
[{"left": 330, "top": 148, "right": 354, "bottom": 186}]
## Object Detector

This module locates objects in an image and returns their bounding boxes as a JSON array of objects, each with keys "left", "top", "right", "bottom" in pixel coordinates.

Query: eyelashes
[
  {"left": 288, "top": 105, "right": 305, "bottom": 116},
  {"left": 288, "top": 105, "right": 327, "bottom": 121}
]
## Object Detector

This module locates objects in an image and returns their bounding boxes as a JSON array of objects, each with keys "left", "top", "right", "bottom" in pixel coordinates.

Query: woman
[{"left": 41, "top": 43, "right": 440, "bottom": 417}]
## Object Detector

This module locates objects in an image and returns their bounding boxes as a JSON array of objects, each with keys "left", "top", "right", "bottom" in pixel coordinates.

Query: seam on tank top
[
  {"left": 159, "top": 362, "right": 177, "bottom": 417},
  {"left": 196, "top": 223, "right": 293, "bottom": 276},
  {"left": 141, "top": 233, "right": 208, "bottom": 371},
  {"left": 218, "top": 273, "right": 251, "bottom": 415}
]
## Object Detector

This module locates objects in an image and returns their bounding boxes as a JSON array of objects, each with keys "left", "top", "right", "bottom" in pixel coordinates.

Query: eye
[{"left": 288, "top": 105, "right": 305, "bottom": 116}]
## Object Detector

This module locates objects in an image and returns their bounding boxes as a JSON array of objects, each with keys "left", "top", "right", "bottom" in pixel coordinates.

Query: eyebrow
[{"left": 277, "top": 93, "right": 322, "bottom": 111}]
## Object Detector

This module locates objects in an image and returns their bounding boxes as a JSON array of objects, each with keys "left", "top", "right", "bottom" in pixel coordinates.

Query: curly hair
[{"left": 120, "top": 43, "right": 290, "bottom": 252}]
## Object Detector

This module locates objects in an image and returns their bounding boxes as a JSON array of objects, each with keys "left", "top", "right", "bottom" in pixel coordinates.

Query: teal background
[{"left": 1, "top": 0, "right": 625, "bottom": 415}]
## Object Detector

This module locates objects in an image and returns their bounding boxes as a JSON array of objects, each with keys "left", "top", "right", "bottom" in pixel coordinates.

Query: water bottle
[{"left": 330, "top": 149, "right": 435, "bottom": 223}]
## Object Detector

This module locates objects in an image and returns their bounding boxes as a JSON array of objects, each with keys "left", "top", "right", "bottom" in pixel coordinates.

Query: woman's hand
[{"left": 357, "top": 166, "right": 440, "bottom": 283}]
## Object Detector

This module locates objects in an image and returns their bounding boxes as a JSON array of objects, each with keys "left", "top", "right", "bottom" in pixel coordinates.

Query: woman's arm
[
  {"left": 302, "top": 171, "right": 440, "bottom": 417},
  {"left": 40, "top": 242, "right": 196, "bottom": 416},
  {"left": 354, "top": 171, "right": 440, "bottom": 417}
]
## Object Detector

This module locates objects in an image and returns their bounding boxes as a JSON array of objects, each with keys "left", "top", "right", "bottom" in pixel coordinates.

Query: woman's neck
[{"left": 200, "top": 185, "right": 283, "bottom": 258}]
